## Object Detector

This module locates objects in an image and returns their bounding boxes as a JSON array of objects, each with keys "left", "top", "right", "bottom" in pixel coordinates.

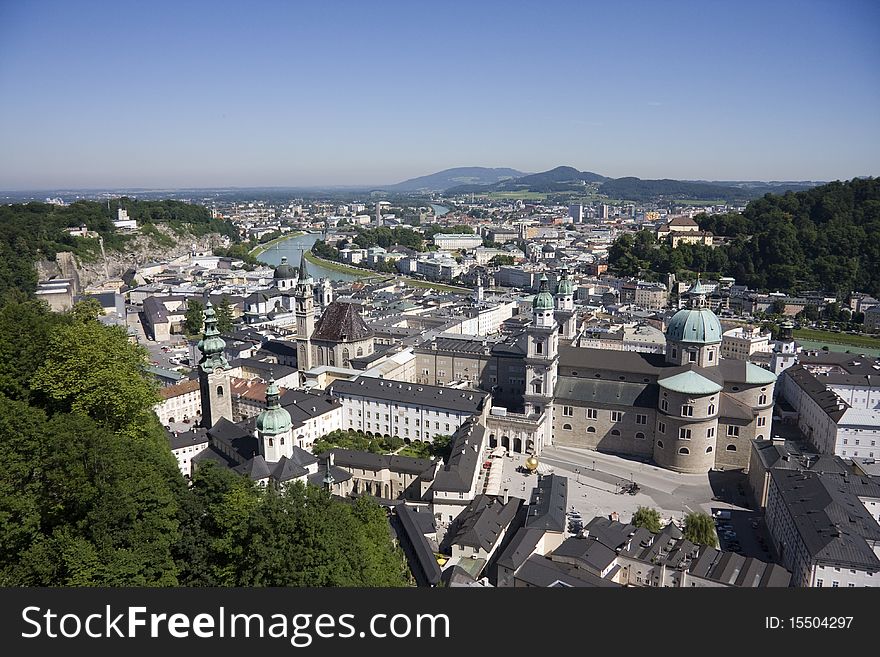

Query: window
[
  {"left": 707, "top": 427, "right": 715, "bottom": 438},
  {"left": 563, "top": 424, "right": 572, "bottom": 431},
  {"left": 217, "top": 385, "right": 224, "bottom": 396},
  {"left": 758, "top": 394, "right": 768, "bottom": 405},
  {"left": 679, "top": 447, "right": 689, "bottom": 455},
  {"left": 268, "top": 438, "right": 274, "bottom": 447},
  {"left": 533, "top": 383, "right": 543, "bottom": 394},
  {"left": 706, "top": 446, "right": 713, "bottom": 453},
  {"left": 681, "top": 405, "right": 693, "bottom": 417},
  {"left": 688, "top": 351, "right": 697, "bottom": 363},
  {"left": 661, "top": 399, "right": 669, "bottom": 412},
  {"left": 708, "top": 403, "right": 716, "bottom": 415},
  {"left": 671, "top": 348, "right": 677, "bottom": 359},
  {"left": 587, "top": 408, "right": 598, "bottom": 420},
  {"left": 726, "top": 444, "right": 737, "bottom": 452},
  {"left": 679, "top": 428, "right": 691, "bottom": 440},
  {"left": 536, "top": 341, "right": 543, "bottom": 354},
  {"left": 587, "top": 426, "right": 596, "bottom": 433},
  {"left": 636, "top": 414, "right": 647, "bottom": 425},
  {"left": 563, "top": 406, "right": 573, "bottom": 417},
  {"left": 611, "top": 411, "right": 623, "bottom": 422},
  {"left": 445, "top": 424, "right": 450, "bottom": 431},
  {"left": 757, "top": 416, "right": 766, "bottom": 427},
  {"left": 635, "top": 432, "right": 646, "bottom": 440},
  {"left": 816, "top": 579, "right": 823, "bottom": 587},
  {"left": 658, "top": 421, "right": 666, "bottom": 434},
  {"left": 832, "top": 581, "right": 839, "bottom": 588},
  {"left": 727, "top": 426, "right": 740, "bottom": 437},
  {"left": 611, "top": 429, "right": 621, "bottom": 436},
  {"left": 708, "top": 350, "right": 714, "bottom": 362},
  {"left": 657, "top": 440, "right": 664, "bottom": 448}
]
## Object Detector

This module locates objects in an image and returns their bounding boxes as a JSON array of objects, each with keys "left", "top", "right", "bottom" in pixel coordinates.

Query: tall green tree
[
  {"left": 631, "top": 506, "right": 662, "bottom": 533},
  {"left": 683, "top": 512, "right": 718, "bottom": 548},
  {"left": 215, "top": 295, "right": 234, "bottom": 334},
  {"left": 184, "top": 298, "right": 205, "bottom": 335}
]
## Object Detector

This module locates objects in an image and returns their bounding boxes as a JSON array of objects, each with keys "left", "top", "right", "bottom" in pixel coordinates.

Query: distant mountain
[
  {"left": 446, "top": 166, "right": 608, "bottom": 195},
  {"left": 386, "top": 167, "right": 527, "bottom": 192},
  {"left": 598, "top": 177, "right": 823, "bottom": 202}
]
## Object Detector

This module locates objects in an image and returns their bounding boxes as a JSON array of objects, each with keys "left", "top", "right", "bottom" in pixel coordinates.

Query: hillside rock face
[{"left": 36, "top": 228, "right": 226, "bottom": 290}]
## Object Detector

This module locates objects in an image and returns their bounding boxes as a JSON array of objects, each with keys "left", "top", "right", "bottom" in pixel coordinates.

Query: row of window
[
  {"left": 842, "top": 439, "right": 877, "bottom": 446},
  {"left": 655, "top": 441, "right": 736, "bottom": 453},
  {"left": 561, "top": 407, "right": 648, "bottom": 424}
]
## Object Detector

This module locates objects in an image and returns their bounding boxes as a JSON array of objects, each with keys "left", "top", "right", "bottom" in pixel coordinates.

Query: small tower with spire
[
  {"left": 197, "top": 301, "right": 234, "bottom": 428},
  {"left": 322, "top": 453, "right": 335, "bottom": 492},
  {"left": 474, "top": 273, "right": 484, "bottom": 305},
  {"left": 256, "top": 377, "right": 293, "bottom": 462},
  {"left": 554, "top": 266, "right": 577, "bottom": 340},
  {"left": 295, "top": 253, "right": 316, "bottom": 372}
]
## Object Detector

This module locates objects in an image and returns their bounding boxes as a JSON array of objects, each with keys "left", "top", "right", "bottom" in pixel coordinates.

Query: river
[{"left": 255, "top": 232, "right": 363, "bottom": 282}]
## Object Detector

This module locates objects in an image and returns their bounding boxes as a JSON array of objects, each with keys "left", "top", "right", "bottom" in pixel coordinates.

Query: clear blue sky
[{"left": 1, "top": 0, "right": 878, "bottom": 189}]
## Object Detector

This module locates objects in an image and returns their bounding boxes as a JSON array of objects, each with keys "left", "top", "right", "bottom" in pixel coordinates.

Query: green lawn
[
  {"left": 793, "top": 328, "right": 880, "bottom": 350},
  {"left": 303, "top": 250, "right": 375, "bottom": 277},
  {"left": 401, "top": 278, "right": 471, "bottom": 294}
]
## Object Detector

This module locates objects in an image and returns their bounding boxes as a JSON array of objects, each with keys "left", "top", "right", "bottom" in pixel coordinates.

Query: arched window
[
  {"left": 657, "top": 440, "right": 664, "bottom": 448},
  {"left": 611, "top": 429, "right": 620, "bottom": 436},
  {"left": 587, "top": 426, "right": 596, "bottom": 433},
  {"left": 563, "top": 424, "right": 572, "bottom": 431},
  {"left": 329, "top": 350, "right": 335, "bottom": 366},
  {"left": 758, "top": 394, "right": 767, "bottom": 405},
  {"left": 280, "top": 437, "right": 285, "bottom": 445},
  {"left": 671, "top": 348, "right": 677, "bottom": 359},
  {"left": 726, "top": 444, "right": 737, "bottom": 452},
  {"left": 756, "top": 435, "right": 764, "bottom": 441},
  {"left": 708, "top": 403, "right": 716, "bottom": 415},
  {"left": 706, "top": 446, "right": 713, "bottom": 453},
  {"left": 217, "top": 385, "right": 223, "bottom": 396},
  {"left": 268, "top": 438, "right": 274, "bottom": 447},
  {"left": 357, "top": 346, "right": 364, "bottom": 357},
  {"left": 678, "top": 447, "right": 689, "bottom": 455},
  {"left": 342, "top": 348, "right": 350, "bottom": 367},
  {"left": 635, "top": 432, "right": 645, "bottom": 440}
]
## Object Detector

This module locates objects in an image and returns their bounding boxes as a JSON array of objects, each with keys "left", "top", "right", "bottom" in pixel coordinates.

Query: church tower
[
  {"left": 474, "top": 274, "right": 484, "bottom": 305},
  {"left": 554, "top": 266, "right": 577, "bottom": 340},
  {"left": 256, "top": 377, "right": 293, "bottom": 462},
  {"left": 524, "top": 274, "right": 559, "bottom": 420},
  {"left": 295, "top": 254, "right": 316, "bottom": 372},
  {"left": 197, "top": 301, "right": 233, "bottom": 428}
]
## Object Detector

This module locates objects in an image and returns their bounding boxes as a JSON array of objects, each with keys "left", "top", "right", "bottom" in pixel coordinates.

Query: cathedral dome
[
  {"left": 256, "top": 378, "right": 292, "bottom": 436},
  {"left": 665, "top": 308, "right": 723, "bottom": 345},
  {"left": 533, "top": 274, "right": 555, "bottom": 311},
  {"left": 273, "top": 256, "right": 297, "bottom": 279}
]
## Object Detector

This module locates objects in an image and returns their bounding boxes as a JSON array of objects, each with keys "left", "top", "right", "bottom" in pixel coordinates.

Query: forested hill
[
  {"left": 608, "top": 177, "right": 880, "bottom": 296},
  {"left": 0, "top": 198, "right": 237, "bottom": 298}
]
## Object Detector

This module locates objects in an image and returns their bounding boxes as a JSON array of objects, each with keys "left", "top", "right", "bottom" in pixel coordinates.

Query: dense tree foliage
[
  {"left": 631, "top": 506, "right": 662, "bottom": 533},
  {"left": 0, "top": 299, "right": 410, "bottom": 587},
  {"left": 683, "top": 512, "right": 718, "bottom": 548},
  {"left": 216, "top": 295, "right": 234, "bottom": 334},
  {"left": 312, "top": 429, "right": 405, "bottom": 456},
  {"left": 608, "top": 178, "right": 880, "bottom": 296},
  {"left": 184, "top": 298, "right": 205, "bottom": 336}
]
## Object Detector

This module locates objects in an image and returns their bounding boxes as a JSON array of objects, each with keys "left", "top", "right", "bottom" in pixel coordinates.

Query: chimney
[{"left": 503, "top": 488, "right": 509, "bottom": 505}]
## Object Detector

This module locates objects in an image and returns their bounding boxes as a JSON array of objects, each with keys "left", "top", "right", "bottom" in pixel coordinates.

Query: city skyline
[{"left": 1, "top": 0, "right": 878, "bottom": 189}]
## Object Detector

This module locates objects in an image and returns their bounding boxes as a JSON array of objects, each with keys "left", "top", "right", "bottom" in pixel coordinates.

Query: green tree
[
  {"left": 184, "top": 298, "right": 205, "bottom": 335},
  {"left": 215, "top": 295, "right": 234, "bottom": 334},
  {"left": 631, "top": 506, "right": 662, "bottom": 533},
  {"left": 770, "top": 299, "right": 787, "bottom": 316},
  {"left": 30, "top": 319, "right": 160, "bottom": 434},
  {"left": 489, "top": 255, "right": 515, "bottom": 266},
  {"left": 683, "top": 512, "right": 717, "bottom": 547},
  {"left": 70, "top": 298, "right": 105, "bottom": 322}
]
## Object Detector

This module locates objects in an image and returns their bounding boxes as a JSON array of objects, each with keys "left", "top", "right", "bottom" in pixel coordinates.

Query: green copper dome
[
  {"left": 556, "top": 268, "right": 574, "bottom": 296},
  {"left": 533, "top": 274, "right": 554, "bottom": 310},
  {"left": 666, "top": 308, "right": 723, "bottom": 345},
  {"left": 256, "top": 378, "right": 292, "bottom": 436},
  {"left": 197, "top": 301, "right": 230, "bottom": 372}
]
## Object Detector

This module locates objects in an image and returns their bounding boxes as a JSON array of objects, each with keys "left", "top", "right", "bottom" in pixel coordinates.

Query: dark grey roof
[
  {"left": 495, "top": 527, "right": 545, "bottom": 571},
  {"left": 142, "top": 295, "right": 168, "bottom": 324},
  {"left": 583, "top": 516, "right": 649, "bottom": 551},
  {"left": 751, "top": 441, "right": 847, "bottom": 474},
  {"left": 554, "top": 377, "right": 659, "bottom": 408},
  {"left": 279, "top": 390, "right": 342, "bottom": 427},
  {"left": 782, "top": 365, "right": 849, "bottom": 422},
  {"left": 432, "top": 419, "right": 485, "bottom": 493},
  {"left": 258, "top": 340, "right": 299, "bottom": 357},
  {"left": 207, "top": 417, "right": 259, "bottom": 463},
  {"left": 558, "top": 345, "right": 668, "bottom": 378},
  {"left": 308, "top": 457, "right": 353, "bottom": 487},
  {"left": 447, "top": 494, "right": 521, "bottom": 552},
  {"left": 330, "top": 377, "right": 489, "bottom": 414},
  {"left": 415, "top": 336, "right": 495, "bottom": 355},
  {"left": 231, "top": 357, "right": 298, "bottom": 381},
  {"left": 235, "top": 455, "right": 272, "bottom": 481},
  {"left": 551, "top": 536, "right": 618, "bottom": 573},
  {"left": 312, "top": 301, "right": 374, "bottom": 342},
  {"left": 525, "top": 474, "right": 568, "bottom": 533},
  {"left": 168, "top": 427, "right": 209, "bottom": 451},
  {"left": 395, "top": 504, "right": 442, "bottom": 586},
  {"left": 268, "top": 454, "right": 311, "bottom": 482},
  {"left": 326, "top": 449, "right": 435, "bottom": 476},
  {"left": 514, "top": 555, "right": 620, "bottom": 587},
  {"left": 770, "top": 469, "right": 880, "bottom": 570}
]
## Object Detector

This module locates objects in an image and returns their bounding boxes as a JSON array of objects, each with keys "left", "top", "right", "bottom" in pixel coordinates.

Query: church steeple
[
  {"left": 197, "top": 301, "right": 229, "bottom": 372},
  {"left": 257, "top": 376, "right": 293, "bottom": 462}
]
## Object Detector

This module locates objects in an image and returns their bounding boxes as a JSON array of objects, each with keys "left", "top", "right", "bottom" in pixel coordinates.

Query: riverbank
[
  {"left": 793, "top": 328, "right": 880, "bottom": 351},
  {"left": 249, "top": 231, "right": 304, "bottom": 257},
  {"left": 304, "top": 250, "right": 472, "bottom": 293}
]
